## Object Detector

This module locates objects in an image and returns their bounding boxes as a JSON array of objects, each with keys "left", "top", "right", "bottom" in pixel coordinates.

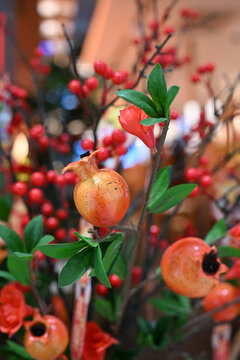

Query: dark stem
[{"left": 28, "top": 263, "right": 45, "bottom": 315}]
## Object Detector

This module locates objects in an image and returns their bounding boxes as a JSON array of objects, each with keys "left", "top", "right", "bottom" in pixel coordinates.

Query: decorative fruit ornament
[
  {"left": 203, "top": 282, "right": 240, "bottom": 322},
  {"left": 161, "top": 237, "right": 228, "bottom": 298},
  {"left": 62, "top": 151, "right": 130, "bottom": 227},
  {"left": 24, "top": 312, "right": 69, "bottom": 360}
]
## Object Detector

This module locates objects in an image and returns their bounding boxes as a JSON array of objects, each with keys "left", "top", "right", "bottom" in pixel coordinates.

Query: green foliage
[
  {"left": 0, "top": 225, "right": 24, "bottom": 252},
  {"left": 140, "top": 117, "right": 167, "bottom": 126},
  {"left": 0, "top": 194, "right": 13, "bottom": 222},
  {"left": 149, "top": 167, "right": 171, "bottom": 207},
  {"left": 165, "top": 86, "right": 180, "bottom": 112},
  {"left": 147, "top": 63, "right": 167, "bottom": 113},
  {"left": 7, "top": 253, "right": 30, "bottom": 285},
  {"left": 217, "top": 246, "right": 240, "bottom": 258},
  {"left": 137, "top": 316, "right": 170, "bottom": 349},
  {"left": 149, "top": 296, "right": 190, "bottom": 316},
  {"left": 205, "top": 218, "right": 227, "bottom": 245},
  {"left": 0, "top": 270, "right": 17, "bottom": 281},
  {"left": 3, "top": 340, "right": 34, "bottom": 359},
  {"left": 24, "top": 215, "right": 43, "bottom": 253},
  {"left": 95, "top": 293, "right": 121, "bottom": 322},
  {"left": 94, "top": 246, "right": 111, "bottom": 287},
  {"left": 38, "top": 241, "right": 86, "bottom": 258}
]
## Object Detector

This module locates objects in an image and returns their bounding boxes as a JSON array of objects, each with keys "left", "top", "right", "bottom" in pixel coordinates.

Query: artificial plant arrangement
[{"left": 1, "top": 2, "right": 240, "bottom": 360}]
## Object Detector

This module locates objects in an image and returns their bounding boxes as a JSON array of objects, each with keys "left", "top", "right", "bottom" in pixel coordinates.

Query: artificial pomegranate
[
  {"left": 62, "top": 150, "right": 130, "bottom": 227},
  {"left": 24, "top": 313, "right": 69, "bottom": 360},
  {"left": 203, "top": 282, "right": 240, "bottom": 322},
  {"left": 161, "top": 237, "right": 228, "bottom": 298}
]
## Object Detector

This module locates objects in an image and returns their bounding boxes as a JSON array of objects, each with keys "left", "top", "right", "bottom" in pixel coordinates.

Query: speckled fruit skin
[
  {"left": 62, "top": 151, "right": 130, "bottom": 227},
  {"left": 161, "top": 237, "right": 227, "bottom": 298},
  {"left": 203, "top": 282, "right": 240, "bottom": 322},
  {"left": 24, "top": 314, "right": 69, "bottom": 360}
]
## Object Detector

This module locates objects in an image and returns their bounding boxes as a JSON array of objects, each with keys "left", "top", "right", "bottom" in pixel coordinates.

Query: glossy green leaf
[
  {"left": 38, "top": 241, "right": 85, "bottom": 259},
  {"left": 95, "top": 298, "right": 115, "bottom": 322},
  {"left": 217, "top": 246, "right": 240, "bottom": 258},
  {"left": 115, "top": 89, "right": 159, "bottom": 118},
  {"left": 205, "top": 218, "right": 227, "bottom": 245},
  {"left": 74, "top": 232, "right": 99, "bottom": 247},
  {"left": 14, "top": 252, "right": 33, "bottom": 261},
  {"left": 24, "top": 215, "right": 43, "bottom": 253},
  {"left": 94, "top": 246, "right": 111, "bottom": 287},
  {"left": 0, "top": 224, "right": 24, "bottom": 252},
  {"left": 140, "top": 117, "right": 167, "bottom": 126},
  {"left": 0, "top": 270, "right": 17, "bottom": 282},
  {"left": 0, "top": 195, "right": 12, "bottom": 222},
  {"left": 7, "top": 253, "right": 30, "bottom": 285},
  {"left": 148, "top": 183, "right": 197, "bottom": 213},
  {"left": 32, "top": 234, "right": 54, "bottom": 253},
  {"left": 147, "top": 63, "right": 167, "bottom": 113},
  {"left": 149, "top": 167, "right": 170, "bottom": 207},
  {"left": 150, "top": 297, "right": 190, "bottom": 316},
  {"left": 58, "top": 248, "right": 94, "bottom": 287},
  {"left": 165, "top": 85, "right": 180, "bottom": 110},
  {"left": 111, "top": 254, "right": 128, "bottom": 280},
  {"left": 6, "top": 340, "right": 34, "bottom": 359}
]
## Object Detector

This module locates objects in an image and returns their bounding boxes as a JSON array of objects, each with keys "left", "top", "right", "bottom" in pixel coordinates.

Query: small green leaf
[
  {"left": 32, "top": 234, "right": 54, "bottom": 253},
  {"left": 148, "top": 184, "right": 197, "bottom": 213},
  {"left": 58, "top": 248, "right": 94, "bottom": 287},
  {"left": 147, "top": 63, "right": 167, "bottom": 113},
  {"left": 116, "top": 89, "right": 159, "bottom": 118},
  {"left": 0, "top": 195, "right": 12, "bottom": 222},
  {"left": 38, "top": 241, "right": 85, "bottom": 259},
  {"left": 74, "top": 232, "right": 99, "bottom": 247},
  {"left": 24, "top": 215, "right": 43, "bottom": 253},
  {"left": 95, "top": 298, "right": 115, "bottom": 322},
  {"left": 0, "top": 270, "right": 17, "bottom": 282},
  {"left": 102, "top": 234, "right": 123, "bottom": 272},
  {"left": 94, "top": 246, "right": 111, "bottom": 287},
  {"left": 150, "top": 297, "right": 190, "bottom": 316},
  {"left": 149, "top": 167, "right": 170, "bottom": 207},
  {"left": 111, "top": 254, "right": 128, "bottom": 280},
  {"left": 205, "top": 218, "right": 227, "bottom": 245},
  {"left": 6, "top": 340, "right": 34, "bottom": 359},
  {"left": 14, "top": 252, "right": 33, "bottom": 261},
  {"left": 217, "top": 246, "right": 240, "bottom": 258},
  {"left": 7, "top": 253, "right": 30, "bottom": 285},
  {"left": 140, "top": 117, "right": 167, "bottom": 126},
  {"left": 0, "top": 224, "right": 24, "bottom": 252},
  {"left": 165, "top": 85, "right": 180, "bottom": 110},
  {"left": 152, "top": 317, "right": 170, "bottom": 349}
]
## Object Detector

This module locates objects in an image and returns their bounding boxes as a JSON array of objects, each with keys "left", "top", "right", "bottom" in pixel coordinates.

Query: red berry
[
  {"left": 96, "top": 283, "right": 109, "bottom": 296},
  {"left": 109, "top": 274, "right": 122, "bottom": 288},
  {"left": 68, "top": 80, "right": 82, "bottom": 96},
  {"left": 94, "top": 60, "right": 107, "bottom": 75},
  {"left": 41, "top": 202, "right": 54, "bottom": 216},
  {"left": 31, "top": 172, "right": 45, "bottom": 187},
  {"left": 17, "top": 88, "right": 27, "bottom": 99},
  {"left": 28, "top": 188, "right": 43, "bottom": 204},
  {"left": 46, "top": 217, "right": 59, "bottom": 231},
  {"left": 150, "top": 225, "right": 160, "bottom": 237},
  {"left": 189, "top": 186, "right": 200, "bottom": 198},
  {"left": 82, "top": 85, "right": 90, "bottom": 98},
  {"left": 198, "top": 65, "right": 207, "bottom": 74},
  {"left": 97, "top": 147, "right": 110, "bottom": 161},
  {"left": 58, "top": 143, "right": 70, "bottom": 155},
  {"left": 56, "top": 209, "right": 68, "bottom": 221},
  {"left": 181, "top": 8, "right": 190, "bottom": 17},
  {"left": 46, "top": 170, "right": 57, "bottom": 183},
  {"left": 191, "top": 73, "right": 200, "bottom": 83},
  {"left": 85, "top": 76, "right": 99, "bottom": 90},
  {"left": 164, "top": 25, "right": 174, "bottom": 35},
  {"left": 149, "top": 235, "right": 157, "bottom": 247},
  {"left": 149, "top": 19, "right": 158, "bottom": 31},
  {"left": 63, "top": 171, "right": 75, "bottom": 184},
  {"left": 170, "top": 110, "right": 179, "bottom": 120},
  {"left": 38, "top": 135, "right": 49, "bottom": 150},
  {"left": 56, "top": 175, "right": 66, "bottom": 188},
  {"left": 205, "top": 62, "right": 215, "bottom": 72},
  {"left": 184, "top": 134, "right": 191, "bottom": 142},
  {"left": 159, "top": 239, "right": 168, "bottom": 250},
  {"left": 54, "top": 228, "right": 67, "bottom": 241},
  {"left": 185, "top": 168, "right": 201, "bottom": 182},
  {"left": 82, "top": 138, "right": 94, "bottom": 150},
  {"left": 132, "top": 37, "right": 140, "bottom": 45},
  {"left": 189, "top": 9, "right": 199, "bottom": 19},
  {"left": 103, "top": 66, "right": 113, "bottom": 80},
  {"left": 112, "top": 71, "right": 126, "bottom": 85},
  {"left": 132, "top": 266, "right": 142, "bottom": 285},
  {"left": 115, "top": 144, "right": 127, "bottom": 156},
  {"left": 12, "top": 182, "right": 28, "bottom": 196},
  {"left": 29, "top": 124, "right": 44, "bottom": 139},
  {"left": 199, "top": 156, "right": 209, "bottom": 166},
  {"left": 102, "top": 135, "right": 113, "bottom": 147},
  {"left": 68, "top": 228, "right": 78, "bottom": 240},
  {"left": 200, "top": 175, "right": 212, "bottom": 188},
  {"left": 60, "top": 133, "right": 70, "bottom": 143},
  {"left": 112, "top": 129, "right": 127, "bottom": 144}
]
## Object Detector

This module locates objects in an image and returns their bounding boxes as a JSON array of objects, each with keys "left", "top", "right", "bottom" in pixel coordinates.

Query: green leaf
[
  {"left": 7, "top": 253, "right": 30, "bottom": 285},
  {"left": 74, "top": 232, "right": 99, "bottom": 247},
  {"left": 150, "top": 297, "right": 190, "bottom": 316},
  {"left": 58, "top": 248, "right": 94, "bottom": 287},
  {"left": 24, "top": 215, "right": 43, "bottom": 253},
  {"left": 205, "top": 218, "right": 227, "bottom": 245},
  {"left": 32, "top": 234, "right": 54, "bottom": 253},
  {"left": 115, "top": 89, "right": 159, "bottom": 118},
  {"left": 6, "top": 340, "right": 34, "bottom": 359},
  {"left": 95, "top": 298, "right": 115, "bottom": 322},
  {"left": 165, "top": 85, "right": 180, "bottom": 110},
  {"left": 0, "top": 195, "right": 12, "bottom": 222},
  {"left": 14, "top": 252, "right": 33, "bottom": 261},
  {"left": 94, "top": 246, "right": 111, "bottom": 287},
  {"left": 148, "top": 184, "right": 197, "bottom": 213},
  {"left": 147, "top": 63, "right": 167, "bottom": 113},
  {"left": 217, "top": 246, "right": 240, "bottom": 258},
  {"left": 149, "top": 167, "right": 170, "bottom": 207},
  {"left": 102, "top": 234, "right": 124, "bottom": 271},
  {"left": 0, "top": 224, "right": 24, "bottom": 252},
  {"left": 0, "top": 270, "right": 17, "bottom": 281},
  {"left": 140, "top": 117, "right": 167, "bottom": 126},
  {"left": 152, "top": 317, "right": 170, "bottom": 348},
  {"left": 111, "top": 254, "right": 128, "bottom": 280},
  {"left": 38, "top": 241, "right": 85, "bottom": 259}
]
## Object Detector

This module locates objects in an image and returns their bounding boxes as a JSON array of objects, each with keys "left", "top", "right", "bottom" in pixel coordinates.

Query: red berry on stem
[
  {"left": 97, "top": 147, "right": 110, "bottom": 161},
  {"left": 150, "top": 225, "right": 160, "bottom": 237},
  {"left": 94, "top": 60, "right": 107, "bottom": 75},
  {"left": 69, "top": 228, "right": 78, "bottom": 240},
  {"left": 191, "top": 73, "right": 200, "bottom": 83},
  {"left": 41, "top": 202, "right": 54, "bottom": 216},
  {"left": 68, "top": 80, "right": 82, "bottom": 96},
  {"left": 199, "top": 155, "right": 209, "bottom": 166},
  {"left": 96, "top": 283, "right": 109, "bottom": 296},
  {"left": 112, "top": 129, "right": 127, "bottom": 144},
  {"left": 132, "top": 266, "right": 142, "bottom": 285},
  {"left": 189, "top": 185, "right": 200, "bottom": 198},
  {"left": 185, "top": 168, "right": 201, "bottom": 182},
  {"left": 103, "top": 135, "right": 113, "bottom": 147},
  {"left": 109, "top": 274, "right": 122, "bottom": 288},
  {"left": 115, "top": 144, "right": 127, "bottom": 156},
  {"left": 46, "top": 217, "right": 59, "bottom": 231},
  {"left": 198, "top": 65, "right": 207, "bottom": 74},
  {"left": 46, "top": 170, "right": 57, "bottom": 183},
  {"left": 85, "top": 76, "right": 99, "bottom": 90},
  {"left": 56, "top": 209, "right": 68, "bottom": 221},
  {"left": 31, "top": 172, "right": 45, "bottom": 187},
  {"left": 149, "top": 19, "right": 158, "bottom": 31},
  {"left": 54, "top": 228, "right": 67, "bottom": 241},
  {"left": 205, "top": 62, "right": 215, "bottom": 72},
  {"left": 12, "top": 182, "right": 28, "bottom": 196},
  {"left": 82, "top": 138, "right": 94, "bottom": 150},
  {"left": 29, "top": 124, "right": 44, "bottom": 139},
  {"left": 56, "top": 175, "right": 66, "bottom": 188},
  {"left": 103, "top": 66, "right": 113, "bottom": 80},
  {"left": 200, "top": 175, "right": 212, "bottom": 187},
  {"left": 28, "top": 188, "right": 43, "bottom": 204},
  {"left": 170, "top": 110, "right": 179, "bottom": 120},
  {"left": 164, "top": 25, "right": 174, "bottom": 35},
  {"left": 82, "top": 85, "right": 90, "bottom": 98},
  {"left": 112, "top": 71, "right": 126, "bottom": 85}
]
